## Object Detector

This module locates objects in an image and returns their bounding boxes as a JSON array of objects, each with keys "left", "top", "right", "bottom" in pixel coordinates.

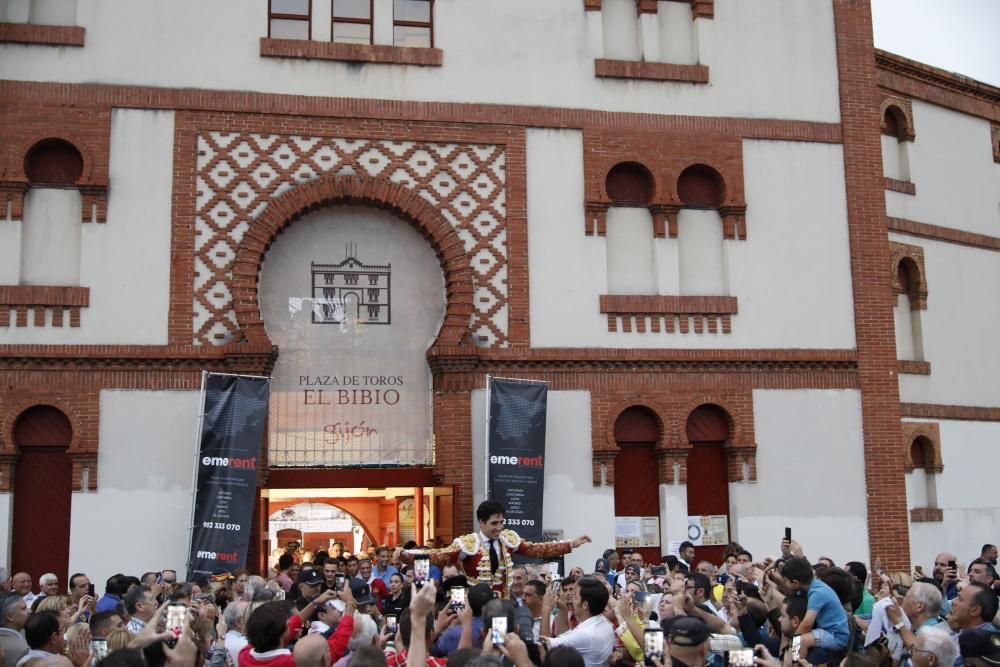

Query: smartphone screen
[
  {"left": 727, "top": 649, "right": 754, "bottom": 667},
  {"left": 335, "top": 573, "right": 346, "bottom": 591},
  {"left": 492, "top": 617, "right": 507, "bottom": 646},
  {"left": 449, "top": 587, "right": 467, "bottom": 612},
  {"left": 643, "top": 629, "right": 664, "bottom": 665},
  {"left": 548, "top": 562, "right": 560, "bottom": 577},
  {"left": 91, "top": 639, "right": 108, "bottom": 662},
  {"left": 166, "top": 604, "right": 187, "bottom": 636},
  {"left": 414, "top": 555, "right": 430, "bottom": 587},
  {"left": 791, "top": 636, "right": 802, "bottom": 663},
  {"left": 386, "top": 615, "right": 398, "bottom": 633},
  {"left": 784, "top": 527, "right": 792, "bottom": 541}
]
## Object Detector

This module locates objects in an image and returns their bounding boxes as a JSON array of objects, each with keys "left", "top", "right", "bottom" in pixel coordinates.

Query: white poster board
[
  {"left": 615, "top": 516, "right": 661, "bottom": 548},
  {"left": 686, "top": 515, "right": 730, "bottom": 546}
]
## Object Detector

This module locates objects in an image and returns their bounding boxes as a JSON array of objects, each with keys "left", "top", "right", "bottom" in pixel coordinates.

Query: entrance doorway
[
  {"left": 613, "top": 406, "right": 662, "bottom": 565},
  {"left": 685, "top": 405, "right": 731, "bottom": 566},
  {"left": 257, "top": 485, "right": 453, "bottom": 572}
]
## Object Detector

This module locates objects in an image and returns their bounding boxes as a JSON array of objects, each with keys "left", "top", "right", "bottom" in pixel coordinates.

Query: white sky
[{"left": 871, "top": 0, "right": 1000, "bottom": 87}]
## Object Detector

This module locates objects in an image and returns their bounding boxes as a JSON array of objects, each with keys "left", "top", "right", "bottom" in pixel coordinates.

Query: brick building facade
[{"left": 1, "top": 0, "right": 998, "bottom": 583}]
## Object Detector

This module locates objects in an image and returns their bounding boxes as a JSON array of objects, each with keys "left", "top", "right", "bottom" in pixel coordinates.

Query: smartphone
[
  {"left": 335, "top": 573, "right": 346, "bottom": 591},
  {"left": 449, "top": 587, "right": 467, "bottom": 612},
  {"left": 548, "top": 562, "right": 560, "bottom": 577},
  {"left": 790, "top": 636, "right": 802, "bottom": 663},
  {"left": 634, "top": 591, "right": 648, "bottom": 606},
  {"left": 166, "top": 603, "right": 187, "bottom": 636},
  {"left": 91, "top": 638, "right": 108, "bottom": 662},
  {"left": 491, "top": 617, "right": 507, "bottom": 646},
  {"left": 87, "top": 583, "right": 96, "bottom": 598},
  {"left": 651, "top": 566, "right": 667, "bottom": 577},
  {"left": 948, "top": 560, "right": 957, "bottom": 570},
  {"left": 551, "top": 578, "right": 562, "bottom": 593},
  {"left": 717, "top": 573, "right": 730, "bottom": 585},
  {"left": 385, "top": 615, "right": 398, "bottom": 634},
  {"left": 413, "top": 555, "right": 430, "bottom": 588},
  {"left": 727, "top": 649, "right": 755, "bottom": 667},
  {"left": 643, "top": 628, "right": 664, "bottom": 665},
  {"left": 784, "top": 527, "right": 792, "bottom": 541}
]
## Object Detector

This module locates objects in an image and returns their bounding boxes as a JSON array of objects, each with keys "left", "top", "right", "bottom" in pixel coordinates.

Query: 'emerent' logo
[
  {"left": 489, "top": 454, "right": 544, "bottom": 467},
  {"left": 201, "top": 455, "right": 257, "bottom": 468},
  {"left": 196, "top": 550, "right": 238, "bottom": 561}
]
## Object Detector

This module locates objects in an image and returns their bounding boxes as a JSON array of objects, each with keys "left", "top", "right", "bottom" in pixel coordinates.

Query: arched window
[
  {"left": 677, "top": 165, "right": 726, "bottom": 295},
  {"left": 21, "top": 138, "right": 84, "bottom": 286},
  {"left": 882, "top": 105, "right": 912, "bottom": 182},
  {"left": 613, "top": 406, "right": 660, "bottom": 564},
  {"left": 685, "top": 404, "right": 731, "bottom": 565},
  {"left": 891, "top": 244, "right": 928, "bottom": 371},
  {"left": 11, "top": 405, "right": 73, "bottom": 583},
  {"left": 605, "top": 162, "right": 657, "bottom": 294},
  {"left": 903, "top": 425, "right": 943, "bottom": 522}
]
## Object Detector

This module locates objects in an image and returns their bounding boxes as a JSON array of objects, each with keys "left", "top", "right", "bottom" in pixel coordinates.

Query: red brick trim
[
  {"left": 991, "top": 123, "right": 1000, "bottom": 163},
  {"left": 582, "top": 0, "right": 714, "bottom": 16},
  {"left": 876, "top": 50, "right": 1000, "bottom": 123},
  {"left": 879, "top": 94, "right": 916, "bottom": 141},
  {"left": 902, "top": 421, "right": 942, "bottom": 473},
  {"left": 260, "top": 38, "right": 443, "bottom": 66},
  {"left": 898, "top": 360, "right": 930, "bottom": 375},
  {"left": 231, "top": 174, "right": 477, "bottom": 348},
  {"left": 901, "top": 403, "right": 1000, "bottom": 422},
  {"left": 833, "top": 0, "right": 909, "bottom": 570},
  {"left": 0, "top": 396, "right": 90, "bottom": 492},
  {"left": 0, "top": 81, "right": 842, "bottom": 144},
  {"left": 889, "top": 241, "right": 927, "bottom": 309},
  {"left": 0, "top": 286, "right": 89, "bottom": 329},
  {"left": 600, "top": 294, "right": 737, "bottom": 334},
  {"left": 595, "top": 59, "right": 709, "bottom": 84},
  {"left": 583, "top": 0, "right": 601, "bottom": 9},
  {"left": 885, "top": 177, "right": 915, "bottom": 195},
  {"left": 888, "top": 216, "right": 1000, "bottom": 252},
  {"left": 598, "top": 396, "right": 669, "bottom": 485},
  {"left": 910, "top": 507, "right": 943, "bottom": 523},
  {"left": 0, "top": 182, "right": 28, "bottom": 220},
  {"left": 0, "top": 22, "right": 85, "bottom": 47}
]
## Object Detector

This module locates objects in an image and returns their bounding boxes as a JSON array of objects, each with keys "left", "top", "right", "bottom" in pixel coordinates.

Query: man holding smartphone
[
  {"left": 933, "top": 553, "right": 961, "bottom": 600},
  {"left": 412, "top": 500, "right": 591, "bottom": 599}
]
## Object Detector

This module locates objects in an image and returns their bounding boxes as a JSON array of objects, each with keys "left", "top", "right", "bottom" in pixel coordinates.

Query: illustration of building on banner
[{"left": 312, "top": 243, "right": 391, "bottom": 325}]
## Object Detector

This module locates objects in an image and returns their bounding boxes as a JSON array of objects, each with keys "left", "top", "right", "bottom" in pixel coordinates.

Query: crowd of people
[{"left": 2, "top": 502, "right": 999, "bottom": 667}]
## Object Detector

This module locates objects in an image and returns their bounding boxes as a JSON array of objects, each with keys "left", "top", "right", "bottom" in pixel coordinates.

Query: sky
[{"left": 870, "top": 0, "right": 1000, "bottom": 87}]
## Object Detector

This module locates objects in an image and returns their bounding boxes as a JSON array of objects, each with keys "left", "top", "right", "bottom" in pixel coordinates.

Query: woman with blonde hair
[
  {"left": 106, "top": 629, "right": 132, "bottom": 653},
  {"left": 35, "top": 595, "right": 81, "bottom": 629}
]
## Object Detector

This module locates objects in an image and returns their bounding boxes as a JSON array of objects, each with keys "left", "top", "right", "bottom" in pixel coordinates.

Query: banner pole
[
  {"left": 185, "top": 370, "right": 209, "bottom": 578},
  {"left": 484, "top": 374, "right": 492, "bottom": 504}
]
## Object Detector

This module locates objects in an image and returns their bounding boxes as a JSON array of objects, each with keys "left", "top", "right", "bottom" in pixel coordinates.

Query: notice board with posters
[
  {"left": 614, "top": 516, "right": 660, "bottom": 548},
  {"left": 686, "top": 515, "right": 729, "bottom": 546}
]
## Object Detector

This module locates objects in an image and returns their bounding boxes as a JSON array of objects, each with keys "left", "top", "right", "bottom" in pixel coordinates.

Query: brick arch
[
  {"left": 16, "top": 134, "right": 97, "bottom": 183},
  {"left": 593, "top": 397, "right": 668, "bottom": 486},
  {"left": 667, "top": 161, "right": 747, "bottom": 240},
  {"left": 879, "top": 97, "right": 916, "bottom": 142},
  {"left": 890, "top": 242, "right": 928, "bottom": 310},
  {"left": 231, "top": 174, "right": 477, "bottom": 348},
  {"left": 902, "top": 422, "right": 943, "bottom": 473},
  {"left": 0, "top": 398, "right": 90, "bottom": 493},
  {"left": 676, "top": 396, "right": 756, "bottom": 484}
]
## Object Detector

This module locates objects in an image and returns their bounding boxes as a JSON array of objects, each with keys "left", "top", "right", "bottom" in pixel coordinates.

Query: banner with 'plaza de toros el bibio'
[{"left": 258, "top": 206, "right": 447, "bottom": 467}]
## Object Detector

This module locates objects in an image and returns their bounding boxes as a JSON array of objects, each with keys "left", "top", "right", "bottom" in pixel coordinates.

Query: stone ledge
[
  {"left": 0, "top": 285, "right": 90, "bottom": 328},
  {"left": 260, "top": 38, "right": 442, "bottom": 66},
  {"left": 600, "top": 294, "right": 737, "bottom": 334},
  {"left": 910, "top": 507, "right": 943, "bottom": 523},
  {"left": 0, "top": 22, "right": 85, "bottom": 47},
  {"left": 594, "top": 59, "right": 709, "bottom": 83}
]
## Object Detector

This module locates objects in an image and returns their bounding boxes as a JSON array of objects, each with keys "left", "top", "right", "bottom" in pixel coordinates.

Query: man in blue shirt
[
  {"left": 781, "top": 557, "right": 850, "bottom": 654},
  {"left": 372, "top": 546, "right": 399, "bottom": 586}
]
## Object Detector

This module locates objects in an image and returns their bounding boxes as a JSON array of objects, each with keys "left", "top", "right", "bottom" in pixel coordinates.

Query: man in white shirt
[
  {"left": 223, "top": 601, "right": 249, "bottom": 665},
  {"left": 544, "top": 577, "right": 615, "bottom": 667}
]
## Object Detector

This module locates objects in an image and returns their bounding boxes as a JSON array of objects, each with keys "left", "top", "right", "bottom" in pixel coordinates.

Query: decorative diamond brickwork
[{"left": 193, "top": 132, "right": 508, "bottom": 347}]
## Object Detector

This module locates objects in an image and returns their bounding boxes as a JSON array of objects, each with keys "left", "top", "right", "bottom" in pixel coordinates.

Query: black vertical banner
[
  {"left": 487, "top": 378, "right": 547, "bottom": 541},
  {"left": 187, "top": 373, "right": 270, "bottom": 578}
]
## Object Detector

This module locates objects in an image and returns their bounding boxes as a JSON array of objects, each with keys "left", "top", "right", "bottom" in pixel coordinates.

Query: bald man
[
  {"left": 933, "top": 552, "right": 960, "bottom": 600},
  {"left": 293, "top": 634, "right": 331, "bottom": 667},
  {"left": 11, "top": 573, "right": 36, "bottom": 607}
]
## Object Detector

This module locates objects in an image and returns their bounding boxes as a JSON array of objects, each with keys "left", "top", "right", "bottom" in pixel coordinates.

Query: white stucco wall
[
  {"left": 726, "top": 390, "right": 869, "bottom": 565},
  {"left": 0, "top": 221, "right": 20, "bottom": 284},
  {"left": 0, "top": 109, "right": 174, "bottom": 344},
  {"left": 907, "top": 419, "right": 1000, "bottom": 571},
  {"left": 0, "top": 0, "right": 841, "bottom": 123},
  {"left": 69, "top": 391, "right": 200, "bottom": 587},
  {"left": 528, "top": 131, "right": 856, "bottom": 348},
  {"left": 0, "top": 494, "right": 11, "bottom": 571},
  {"left": 606, "top": 207, "right": 658, "bottom": 294},
  {"left": 20, "top": 189, "right": 82, "bottom": 286},
  {"left": 891, "top": 233, "right": 1000, "bottom": 407},
  {"left": 471, "top": 389, "right": 613, "bottom": 572},
  {"left": 885, "top": 100, "right": 1000, "bottom": 236}
]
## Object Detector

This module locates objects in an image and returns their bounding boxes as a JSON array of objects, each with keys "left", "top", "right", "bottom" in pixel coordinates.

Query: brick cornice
[
  {"left": 0, "top": 81, "right": 842, "bottom": 143},
  {"left": 888, "top": 216, "right": 1000, "bottom": 252},
  {"left": 902, "top": 403, "right": 1000, "bottom": 422},
  {"left": 0, "top": 343, "right": 278, "bottom": 374},
  {"left": 260, "top": 38, "right": 442, "bottom": 66},
  {"left": 595, "top": 59, "right": 709, "bottom": 84},
  {"left": 0, "top": 22, "right": 85, "bottom": 47},
  {"left": 885, "top": 177, "right": 915, "bottom": 195},
  {"left": 600, "top": 294, "right": 738, "bottom": 334},
  {"left": 876, "top": 49, "right": 1000, "bottom": 123},
  {"left": 0, "top": 286, "right": 90, "bottom": 307}
]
